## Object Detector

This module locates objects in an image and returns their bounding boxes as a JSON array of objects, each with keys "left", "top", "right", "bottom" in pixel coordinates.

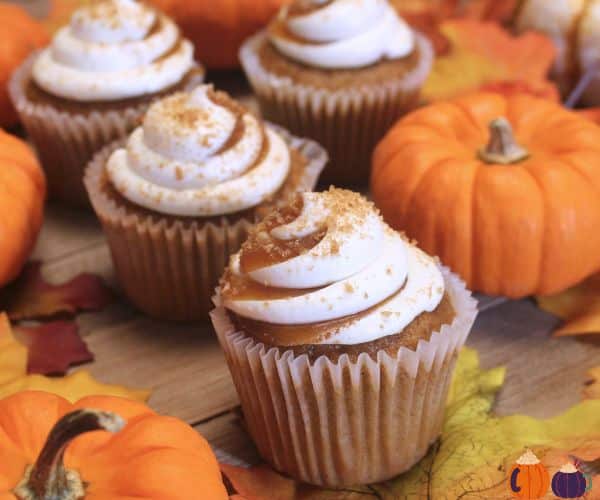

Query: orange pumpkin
[
  {"left": 371, "top": 92, "right": 600, "bottom": 298},
  {"left": 0, "top": 4, "right": 49, "bottom": 128},
  {"left": 0, "top": 391, "right": 228, "bottom": 499},
  {"left": 149, "top": 0, "right": 288, "bottom": 69},
  {"left": 0, "top": 130, "right": 46, "bottom": 288},
  {"left": 509, "top": 450, "right": 550, "bottom": 499}
]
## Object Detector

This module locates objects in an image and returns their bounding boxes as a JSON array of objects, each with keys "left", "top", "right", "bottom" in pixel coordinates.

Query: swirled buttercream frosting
[
  {"left": 32, "top": 0, "right": 195, "bottom": 101},
  {"left": 268, "top": 0, "right": 414, "bottom": 69},
  {"left": 106, "top": 85, "right": 291, "bottom": 216},
  {"left": 221, "top": 188, "right": 445, "bottom": 345}
]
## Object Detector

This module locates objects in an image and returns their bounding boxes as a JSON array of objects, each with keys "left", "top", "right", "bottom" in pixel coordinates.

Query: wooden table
[{"left": 27, "top": 74, "right": 600, "bottom": 471}]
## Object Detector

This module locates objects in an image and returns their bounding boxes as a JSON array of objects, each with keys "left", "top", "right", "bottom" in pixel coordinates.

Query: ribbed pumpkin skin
[
  {"left": 149, "top": 0, "right": 287, "bottom": 68},
  {"left": 0, "top": 391, "right": 228, "bottom": 499},
  {"left": 0, "top": 4, "right": 48, "bottom": 127},
  {"left": 551, "top": 470, "right": 587, "bottom": 498},
  {"left": 371, "top": 92, "right": 600, "bottom": 298},
  {"left": 0, "top": 130, "right": 46, "bottom": 287},
  {"left": 509, "top": 463, "right": 550, "bottom": 499}
]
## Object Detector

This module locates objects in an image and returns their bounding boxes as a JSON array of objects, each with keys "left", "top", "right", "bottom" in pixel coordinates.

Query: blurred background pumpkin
[
  {"left": 0, "top": 129, "right": 45, "bottom": 288},
  {"left": 371, "top": 92, "right": 600, "bottom": 298},
  {"left": 515, "top": 0, "right": 600, "bottom": 106},
  {"left": 0, "top": 3, "right": 48, "bottom": 128},
  {"left": 148, "top": 0, "right": 287, "bottom": 69}
]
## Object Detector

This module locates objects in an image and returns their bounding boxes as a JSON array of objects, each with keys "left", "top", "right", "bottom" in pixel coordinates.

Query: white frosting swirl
[
  {"left": 107, "top": 85, "right": 291, "bottom": 216},
  {"left": 269, "top": 0, "right": 414, "bottom": 69},
  {"left": 224, "top": 190, "right": 445, "bottom": 345},
  {"left": 32, "top": 0, "right": 195, "bottom": 101}
]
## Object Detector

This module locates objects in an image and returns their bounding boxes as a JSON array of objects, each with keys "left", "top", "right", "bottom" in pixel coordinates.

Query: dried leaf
[
  {"left": 421, "top": 19, "right": 557, "bottom": 103},
  {"left": 536, "top": 273, "right": 600, "bottom": 336},
  {"left": 0, "top": 313, "right": 148, "bottom": 403},
  {"left": 222, "top": 348, "right": 600, "bottom": 499},
  {"left": 14, "top": 321, "right": 93, "bottom": 375},
  {"left": 1, "top": 261, "right": 112, "bottom": 321}
]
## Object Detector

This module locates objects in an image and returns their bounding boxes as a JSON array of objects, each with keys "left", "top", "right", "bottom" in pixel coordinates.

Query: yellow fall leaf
[
  {"left": 223, "top": 348, "right": 600, "bottom": 499},
  {"left": 0, "top": 313, "right": 149, "bottom": 403},
  {"left": 536, "top": 272, "right": 600, "bottom": 336}
]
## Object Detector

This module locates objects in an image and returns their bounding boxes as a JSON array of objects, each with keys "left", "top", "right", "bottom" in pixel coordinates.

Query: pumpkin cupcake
[
  {"left": 239, "top": 0, "right": 434, "bottom": 185},
  {"left": 9, "top": 0, "right": 205, "bottom": 206},
  {"left": 85, "top": 84, "right": 327, "bottom": 321},
  {"left": 211, "top": 188, "right": 477, "bottom": 486}
]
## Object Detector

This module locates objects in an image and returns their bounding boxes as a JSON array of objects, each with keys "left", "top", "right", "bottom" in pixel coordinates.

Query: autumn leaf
[
  {"left": 1, "top": 261, "right": 112, "bottom": 321},
  {"left": 0, "top": 313, "right": 149, "bottom": 403},
  {"left": 14, "top": 321, "right": 93, "bottom": 375},
  {"left": 222, "top": 348, "right": 600, "bottom": 499},
  {"left": 421, "top": 19, "right": 557, "bottom": 103},
  {"left": 536, "top": 272, "right": 600, "bottom": 336}
]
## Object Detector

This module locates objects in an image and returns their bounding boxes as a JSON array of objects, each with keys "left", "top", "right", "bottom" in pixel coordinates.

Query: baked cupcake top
[
  {"left": 268, "top": 0, "right": 414, "bottom": 69},
  {"left": 106, "top": 85, "right": 291, "bottom": 216},
  {"left": 32, "top": 0, "right": 194, "bottom": 102},
  {"left": 221, "top": 188, "right": 446, "bottom": 346}
]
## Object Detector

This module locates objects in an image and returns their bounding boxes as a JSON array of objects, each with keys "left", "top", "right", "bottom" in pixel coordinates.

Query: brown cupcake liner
[
  {"left": 9, "top": 52, "right": 205, "bottom": 207},
  {"left": 210, "top": 268, "right": 477, "bottom": 487},
  {"left": 240, "top": 31, "right": 434, "bottom": 186},
  {"left": 84, "top": 129, "right": 327, "bottom": 322}
]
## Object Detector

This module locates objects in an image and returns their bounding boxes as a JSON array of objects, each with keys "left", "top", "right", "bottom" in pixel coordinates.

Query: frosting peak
[
  {"left": 32, "top": 0, "right": 195, "bottom": 101},
  {"left": 107, "top": 85, "right": 291, "bottom": 216},
  {"left": 223, "top": 188, "right": 445, "bottom": 344},
  {"left": 269, "top": 0, "right": 414, "bottom": 69}
]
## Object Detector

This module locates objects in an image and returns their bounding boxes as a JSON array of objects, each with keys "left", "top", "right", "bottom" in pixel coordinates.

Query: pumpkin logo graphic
[
  {"left": 552, "top": 462, "right": 589, "bottom": 498},
  {"left": 509, "top": 450, "right": 550, "bottom": 499}
]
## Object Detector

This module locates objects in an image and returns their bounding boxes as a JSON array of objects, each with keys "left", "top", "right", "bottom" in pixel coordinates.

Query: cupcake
[
  {"left": 211, "top": 188, "right": 477, "bottom": 486},
  {"left": 239, "top": 0, "right": 434, "bottom": 185},
  {"left": 85, "top": 85, "right": 327, "bottom": 321},
  {"left": 9, "top": 0, "right": 204, "bottom": 206}
]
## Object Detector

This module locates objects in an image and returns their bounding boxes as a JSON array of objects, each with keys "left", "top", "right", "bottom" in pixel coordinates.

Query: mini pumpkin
[
  {"left": 515, "top": 0, "right": 600, "bottom": 105},
  {"left": 0, "top": 4, "right": 48, "bottom": 128},
  {"left": 0, "top": 391, "right": 228, "bottom": 499},
  {"left": 371, "top": 92, "right": 600, "bottom": 298},
  {"left": 551, "top": 463, "right": 588, "bottom": 498},
  {"left": 0, "top": 130, "right": 46, "bottom": 288},
  {"left": 148, "top": 0, "right": 287, "bottom": 69},
  {"left": 509, "top": 450, "right": 550, "bottom": 499}
]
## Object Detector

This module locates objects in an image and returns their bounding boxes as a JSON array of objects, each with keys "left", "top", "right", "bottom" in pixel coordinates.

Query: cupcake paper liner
[
  {"left": 84, "top": 129, "right": 327, "bottom": 321},
  {"left": 240, "top": 31, "right": 434, "bottom": 186},
  {"left": 9, "top": 52, "right": 205, "bottom": 207},
  {"left": 210, "top": 267, "right": 477, "bottom": 486}
]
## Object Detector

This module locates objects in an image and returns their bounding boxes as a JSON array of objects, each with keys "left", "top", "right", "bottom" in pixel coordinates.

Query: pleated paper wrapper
[
  {"left": 211, "top": 267, "right": 477, "bottom": 487},
  {"left": 240, "top": 31, "right": 434, "bottom": 185},
  {"left": 9, "top": 52, "right": 205, "bottom": 207},
  {"left": 85, "top": 129, "right": 327, "bottom": 321}
]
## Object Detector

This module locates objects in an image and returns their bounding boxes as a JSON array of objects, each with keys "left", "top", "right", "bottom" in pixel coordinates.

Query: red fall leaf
[
  {"left": 14, "top": 321, "right": 93, "bottom": 376},
  {"left": 1, "top": 261, "right": 112, "bottom": 321}
]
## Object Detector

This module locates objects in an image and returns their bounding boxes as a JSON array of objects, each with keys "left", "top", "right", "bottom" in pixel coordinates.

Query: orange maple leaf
[
  {"left": 0, "top": 261, "right": 112, "bottom": 321},
  {"left": 421, "top": 19, "right": 558, "bottom": 103}
]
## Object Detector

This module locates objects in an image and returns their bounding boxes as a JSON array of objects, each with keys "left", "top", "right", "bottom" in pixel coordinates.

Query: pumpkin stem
[
  {"left": 479, "top": 117, "right": 529, "bottom": 165},
  {"left": 13, "top": 409, "right": 125, "bottom": 500}
]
